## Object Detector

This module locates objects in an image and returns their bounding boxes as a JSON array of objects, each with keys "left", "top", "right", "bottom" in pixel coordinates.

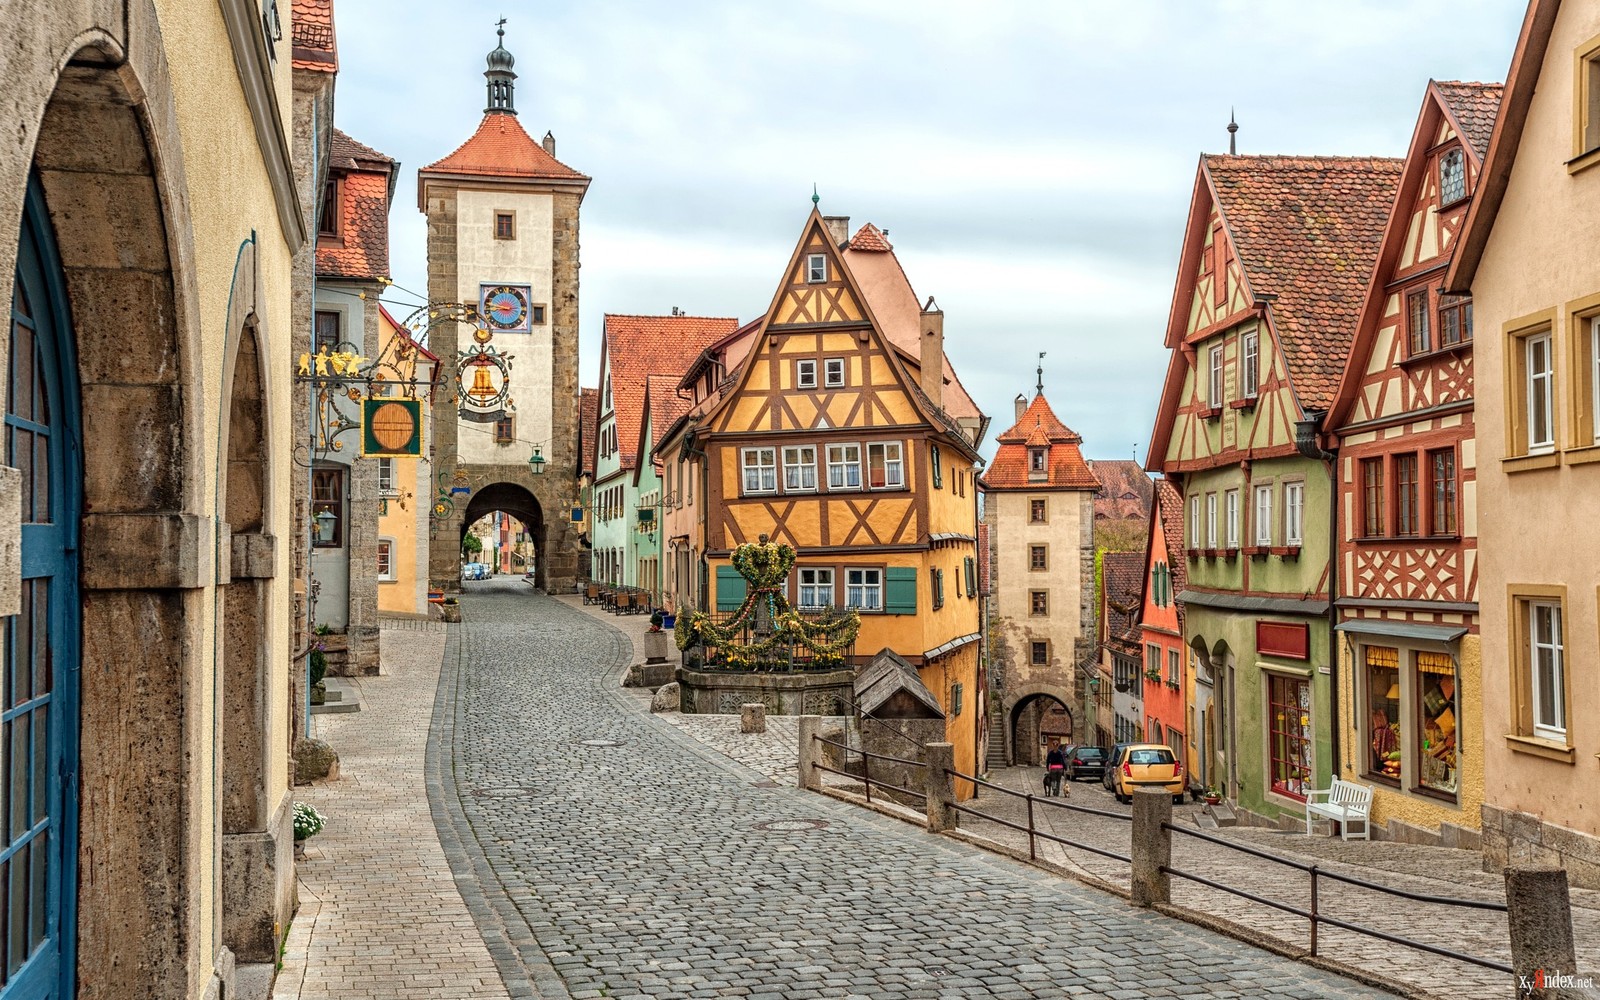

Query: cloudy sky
[{"left": 335, "top": 0, "right": 1524, "bottom": 464}]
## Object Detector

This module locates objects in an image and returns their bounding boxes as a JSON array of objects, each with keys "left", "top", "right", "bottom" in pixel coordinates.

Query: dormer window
[
  {"left": 1439, "top": 148, "right": 1466, "bottom": 205},
  {"left": 806, "top": 254, "right": 827, "bottom": 284},
  {"left": 1029, "top": 448, "right": 1047, "bottom": 473},
  {"left": 318, "top": 177, "right": 341, "bottom": 238}
]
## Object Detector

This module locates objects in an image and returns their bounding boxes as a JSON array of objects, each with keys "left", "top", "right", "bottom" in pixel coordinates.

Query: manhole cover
[
  {"left": 751, "top": 818, "right": 829, "bottom": 832},
  {"left": 470, "top": 786, "right": 538, "bottom": 798},
  {"left": 750, "top": 780, "right": 780, "bottom": 788},
  {"left": 579, "top": 738, "right": 626, "bottom": 748}
]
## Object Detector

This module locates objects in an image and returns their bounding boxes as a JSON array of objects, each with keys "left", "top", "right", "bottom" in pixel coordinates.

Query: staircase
[{"left": 985, "top": 706, "right": 1007, "bottom": 772}]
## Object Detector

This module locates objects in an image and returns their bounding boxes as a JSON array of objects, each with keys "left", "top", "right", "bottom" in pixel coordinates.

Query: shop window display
[
  {"left": 1268, "top": 674, "right": 1313, "bottom": 800},
  {"left": 1365, "top": 645, "right": 1401, "bottom": 785},
  {"left": 1415, "top": 652, "right": 1458, "bottom": 796}
]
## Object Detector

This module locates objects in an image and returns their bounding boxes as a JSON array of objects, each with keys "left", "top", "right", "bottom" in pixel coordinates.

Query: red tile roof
[
  {"left": 1154, "top": 478, "right": 1186, "bottom": 629},
  {"left": 1434, "top": 81, "right": 1504, "bottom": 160},
  {"left": 1088, "top": 460, "right": 1154, "bottom": 522},
  {"left": 290, "top": 0, "right": 336, "bottom": 72},
  {"left": 317, "top": 129, "right": 395, "bottom": 281},
  {"left": 1204, "top": 155, "right": 1401, "bottom": 412},
  {"left": 981, "top": 393, "right": 1097, "bottom": 490},
  {"left": 1103, "top": 550, "right": 1147, "bottom": 649},
  {"left": 644, "top": 375, "right": 692, "bottom": 468},
  {"left": 421, "top": 113, "right": 588, "bottom": 181},
  {"left": 603, "top": 315, "right": 739, "bottom": 474},
  {"left": 848, "top": 223, "right": 893, "bottom": 252},
  {"left": 579, "top": 387, "right": 599, "bottom": 477}
]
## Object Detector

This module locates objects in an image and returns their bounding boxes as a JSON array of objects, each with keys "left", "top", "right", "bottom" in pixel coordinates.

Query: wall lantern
[
  {"left": 314, "top": 508, "right": 337, "bottom": 544},
  {"left": 528, "top": 443, "right": 546, "bottom": 475}
]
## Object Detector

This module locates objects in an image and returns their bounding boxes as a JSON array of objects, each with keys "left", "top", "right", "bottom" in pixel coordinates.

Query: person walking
[{"left": 1045, "top": 744, "right": 1068, "bottom": 797}]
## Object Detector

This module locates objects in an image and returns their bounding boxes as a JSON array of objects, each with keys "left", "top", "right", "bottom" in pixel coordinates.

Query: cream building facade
[{"left": 1447, "top": 0, "right": 1600, "bottom": 888}]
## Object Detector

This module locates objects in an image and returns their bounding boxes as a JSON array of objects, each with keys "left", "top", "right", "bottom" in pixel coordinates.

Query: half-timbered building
[
  {"left": 1138, "top": 479, "right": 1189, "bottom": 770},
  {"left": 666, "top": 211, "right": 990, "bottom": 778},
  {"left": 1325, "top": 81, "right": 1500, "bottom": 844},
  {"left": 1147, "top": 155, "right": 1401, "bottom": 824}
]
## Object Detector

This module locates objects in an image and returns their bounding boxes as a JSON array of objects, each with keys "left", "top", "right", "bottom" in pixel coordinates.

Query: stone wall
[
  {"left": 676, "top": 666, "right": 857, "bottom": 717},
  {"left": 1482, "top": 804, "right": 1600, "bottom": 890}
]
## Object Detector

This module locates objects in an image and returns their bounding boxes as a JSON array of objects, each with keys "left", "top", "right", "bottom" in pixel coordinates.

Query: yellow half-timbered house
[{"left": 670, "top": 211, "right": 990, "bottom": 779}]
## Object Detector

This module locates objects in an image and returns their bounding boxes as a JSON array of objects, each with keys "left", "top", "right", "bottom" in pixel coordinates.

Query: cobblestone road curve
[{"left": 434, "top": 581, "right": 1396, "bottom": 1000}]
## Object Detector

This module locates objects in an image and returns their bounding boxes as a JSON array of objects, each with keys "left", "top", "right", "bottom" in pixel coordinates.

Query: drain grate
[
  {"left": 751, "top": 818, "right": 829, "bottom": 832},
  {"left": 470, "top": 786, "right": 539, "bottom": 798},
  {"left": 750, "top": 780, "right": 780, "bottom": 788},
  {"left": 578, "top": 738, "right": 626, "bottom": 748}
]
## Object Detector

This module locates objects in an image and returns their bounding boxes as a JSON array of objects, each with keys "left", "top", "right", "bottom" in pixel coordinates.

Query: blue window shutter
[
  {"left": 884, "top": 567, "right": 917, "bottom": 615},
  {"left": 715, "top": 565, "right": 746, "bottom": 612}
]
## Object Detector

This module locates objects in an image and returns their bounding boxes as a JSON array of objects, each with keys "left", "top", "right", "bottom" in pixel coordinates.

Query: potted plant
[
  {"left": 293, "top": 802, "right": 326, "bottom": 858},
  {"left": 441, "top": 596, "right": 461, "bottom": 623},
  {"left": 1203, "top": 786, "right": 1222, "bottom": 805}
]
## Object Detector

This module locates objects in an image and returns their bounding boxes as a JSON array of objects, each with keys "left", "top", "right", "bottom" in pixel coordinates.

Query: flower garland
[{"left": 674, "top": 540, "right": 860, "bottom": 668}]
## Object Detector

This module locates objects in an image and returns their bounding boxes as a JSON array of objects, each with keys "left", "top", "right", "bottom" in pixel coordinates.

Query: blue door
[{"left": 1, "top": 177, "right": 80, "bottom": 999}]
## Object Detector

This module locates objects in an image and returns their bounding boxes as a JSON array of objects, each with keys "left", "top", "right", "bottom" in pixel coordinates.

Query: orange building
[{"left": 1138, "top": 480, "right": 1190, "bottom": 772}]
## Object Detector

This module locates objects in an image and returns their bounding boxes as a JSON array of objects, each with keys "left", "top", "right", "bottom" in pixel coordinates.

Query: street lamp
[
  {"left": 314, "top": 508, "right": 337, "bottom": 544},
  {"left": 528, "top": 443, "right": 546, "bottom": 474}
]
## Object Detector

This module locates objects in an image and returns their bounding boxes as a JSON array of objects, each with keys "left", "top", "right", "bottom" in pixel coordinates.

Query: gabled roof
[
  {"left": 848, "top": 222, "right": 893, "bottom": 252},
  {"left": 377, "top": 304, "right": 441, "bottom": 364},
  {"left": 1145, "top": 478, "right": 1187, "bottom": 632},
  {"left": 578, "top": 387, "right": 599, "bottom": 478},
  {"left": 1088, "top": 460, "right": 1153, "bottom": 521},
  {"left": 318, "top": 129, "right": 397, "bottom": 282},
  {"left": 856, "top": 648, "right": 945, "bottom": 719},
  {"left": 601, "top": 315, "right": 739, "bottom": 475},
  {"left": 980, "top": 393, "right": 1097, "bottom": 490},
  {"left": 291, "top": 0, "right": 337, "bottom": 73},
  {"left": 1203, "top": 155, "right": 1403, "bottom": 412},
  {"left": 1327, "top": 80, "right": 1502, "bottom": 429},
  {"left": 1102, "top": 550, "right": 1147, "bottom": 650},
  {"left": 1448, "top": 0, "right": 1561, "bottom": 293},
  {"left": 1435, "top": 80, "right": 1505, "bottom": 160},
  {"left": 638, "top": 375, "right": 693, "bottom": 480},
  {"left": 417, "top": 114, "right": 590, "bottom": 209}
]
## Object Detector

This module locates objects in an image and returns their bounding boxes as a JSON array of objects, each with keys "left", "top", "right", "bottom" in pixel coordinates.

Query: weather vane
[{"left": 1036, "top": 351, "right": 1046, "bottom": 396}]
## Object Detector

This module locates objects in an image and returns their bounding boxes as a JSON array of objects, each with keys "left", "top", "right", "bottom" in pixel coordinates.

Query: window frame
[
  {"left": 1395, "top": 453, "right": 1419, "bottom": 537},
  {"left": 930, "top": 444, "right": 942, "bottom": 489},
  {"left": 796, "top": 358, "right": 818, "bottom": 389},
  {"left": 1438, "top": 294, "right": 1472, "bottom": 348},
  {"left": 1438, "top": 147, "right": 1466, "bottom": 206},
  {"left": 826, "top": 443, "right": 861, "bottom": 490},
  {"left": 806, "top": 253, "right": 827, "bottom": 284},
  {"left": 932, "top": 568, "right": 944, "bottom": 610},
  {"left": 317, "top": 176, "right": 342, "bottom": 239},
  {"left": 1284, "top": 481, "right": 1305, "bottom": 546},
  {"left": 1029, "top": 497, "right": 1047, "bottom": 524},
  {"left": 845, "top": 567, "right": 882, "bottom": 611},
  {"left": 1362, "top": 458, "right": 1385, "bottom": 537},
  {"left": 865, "top": 441, "right": 904, "bottom": 490},
  {"left": 1208, "top": 344, "right": 1224, "bottom": 406},
  {"left": 377, "top": 456, "right": 396, "bottom": 496},
  {"left": 1526, "top": 330, "right": 1556, "bottom": 455},
  {"left": 823, "top": 357, "right": 846, "bottom": 388},
  {"left": 1189, "top": 494, "right": 1201, "bottom": 547},
  {"left": 1241, "top": 329, "right": 1259, "bottom": 399},
  {"left": 1223, "top": 489, "right": 1239, "bottom": 549},
  {"left": 1205, "top": 493, "right": 1218, "bottom": 548},
  {"left": 1428, "top": 448, "right": 1457, "bottom": 536},
  {"left": 797, "top": 567, "right": 835, "bottom": 609},
  {"left": 1029, "top": 447, "right": 1047, "bottom": 473},
  {"left": 377, "top": 536, "right": 396, "bottom": 581},
  {"left": 741, "top": 446, "right": 778, "bottom": 495},
  {"left": 1029, "top": 544, "right": 1047, "bottom": 572},
  {"left": 311, "top": 466, "right": 345, "bottom": 548},
  {"left": 1529, "top": 600, "right": 1567, "bottom": 743},
  {"left": 1267, "top": 673, "right": 1314, "bottom": 801},
  {"left": 782, "top": 444, "right": 817, "bottom": 493},
  {"left": 493, "top": 210, "right": 516, "bottom": 241},
  {"left": 314, "top": 309, "right": 341, "bottom": 355},
  {"left": 1030, "top": 641, "right": 1049, "bottom": 666},
  {"left": 494, "top": 415, "right": 515, "bottom": 444},
  {"left": 1253, "top": 484, "right": 1272, "bottom": 547},
  {"left": 1407, "top": 288, "right": 1432, "bottom": 357},
  {"left": 1029, "top": 589, "right": 1048, "bottom": 616}
]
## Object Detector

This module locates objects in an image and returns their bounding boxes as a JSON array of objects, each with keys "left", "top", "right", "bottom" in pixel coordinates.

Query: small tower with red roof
[
  {"left": 419, "top": 22, "right": 592, "bottom": 594},
  {"left": 979, "top": 384, "right": 1101, "bottom": 764}
]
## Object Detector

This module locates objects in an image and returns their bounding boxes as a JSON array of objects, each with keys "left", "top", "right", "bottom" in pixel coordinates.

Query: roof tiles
[
  {"left": 982, "top": 393, "right": 1097, "bottom": 490},
  {"left": 848, "top": 223, "right": 893, "bottom": 252},
  {"left": 1103, "top": 551, "right": 1147, "bottom": 648},
  {"left": 422, "top": 113, "right": 588, "bottom": 181},
  {"left": 579, "top": 387, "right": 599, "bottom": 477},
  {"left": 1206, "top": 154, "right": 1402, "bottom": 412},
  {"left": 1435, "top": 81, "right": 1504, "bottom": 160},
  {"left": 290, "top": 0, "right": 336, "bottom": 72},
  {"left": 1154, "top": 478, "right": 1186, "bottom": 629},
  {"left": 603, "top": 315, "right": 739, "bottom": 474},
  {"left": 644, "top": 375, "right": 692, "bottom": 465},
  {"left": 1089, "top": 460, "right": 1154, "bottom": 522},
  {"left": 317, "top": 129, "right": 395, "bottom": 281}
]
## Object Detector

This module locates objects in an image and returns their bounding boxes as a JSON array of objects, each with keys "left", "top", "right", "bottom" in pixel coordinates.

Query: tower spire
[
  {"left": 1035, "top": 351, "right": 1046, "bottom": 397},
  {"left": 1228, "top": 108, "right": 1238, "bottom": 155},
  {"left": 485, "top": 18, "right": 517, "bottom": 115}
]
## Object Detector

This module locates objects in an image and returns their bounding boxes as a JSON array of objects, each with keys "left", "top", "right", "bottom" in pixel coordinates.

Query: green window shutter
[
  {"left": 715, "top": 565, "right": 746, "bottom": 612},
  {"left": 965, "top": 557, "right": 977, "bottom": 597},
  {"left": 884, "top": 567, "right": 918, "bottom": 615},
  {"left": 931, "top": 445, "right": 943, "bottom": 489}
]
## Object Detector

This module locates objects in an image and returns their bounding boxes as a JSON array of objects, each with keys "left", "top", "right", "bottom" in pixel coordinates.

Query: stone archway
[
  {"left": 1002, "top": 685, "right": 1075, "bottom": 767},
  {"left": 20, "top": 24, "right": 209, "bottom": 999},
  {"left": 460, "top": 482, "right": 548, "bottom": 590}
]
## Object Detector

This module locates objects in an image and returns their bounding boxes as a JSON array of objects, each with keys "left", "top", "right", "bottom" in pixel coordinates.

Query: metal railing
[
  {"left": 942, "top": 766, "right": 1131, "bottom": 865},
  {"left": 812, "top": 735, "right": 926, "bottom": 806},
  {"left": 1160, "top": 821, "right": 1512, "bottom": 973}
]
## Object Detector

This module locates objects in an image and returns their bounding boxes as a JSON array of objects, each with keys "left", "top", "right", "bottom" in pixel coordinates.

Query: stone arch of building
[
  {"left": 460, "top": 481, "right": 548, "bottom": 589},
  {"left": 6, "top": 10, "right": 214, "bottom": 996},
  {"left": 1001, "top": 685, "right": 1075, "bottom": 767}
]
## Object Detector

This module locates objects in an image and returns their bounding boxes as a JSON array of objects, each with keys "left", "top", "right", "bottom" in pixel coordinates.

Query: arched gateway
[{"left": 459, "top": 483, "right": 548, "bottom": 589}]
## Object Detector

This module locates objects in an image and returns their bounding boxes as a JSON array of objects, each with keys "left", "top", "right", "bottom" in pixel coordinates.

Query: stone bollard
[
  {"left": 1505, "top": 867, "right": 1578, "bottom": 1000},
  {"left": 797, "top": 715, "right": 822, "bottom": 791},
  {"left": 922, "top": 742, "right": 957, "bottom": 833},
  {"left": 1130, "top": 787, "right": 1173, "bottom": 907},
  {"left": 740, "top": 702, "right": 767, "bottom": 734}
]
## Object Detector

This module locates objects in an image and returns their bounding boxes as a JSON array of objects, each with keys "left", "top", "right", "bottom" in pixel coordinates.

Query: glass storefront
[
  {"left": 1364, "top": 645, "right": 1401, "bottom": 784},
  {"left": 1268, "top": 673, "right": 1313, "bottom": 799},
  {"left": 1415, "top": 651, "right": 1458, "bottom": 795}
]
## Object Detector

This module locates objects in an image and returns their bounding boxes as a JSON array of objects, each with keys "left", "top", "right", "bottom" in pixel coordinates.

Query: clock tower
[{"left": 418, "top": 23, "right": 590, "bottom": 592}]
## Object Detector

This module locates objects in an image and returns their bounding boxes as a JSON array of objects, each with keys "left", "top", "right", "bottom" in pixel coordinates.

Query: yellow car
[{"left": 1110, "top": 743, "right": 1185, "bottom": 805}]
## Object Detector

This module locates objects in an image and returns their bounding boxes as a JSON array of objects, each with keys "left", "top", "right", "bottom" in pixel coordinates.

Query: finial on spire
[
  {"left": 1036, "top": 351, "right": 1046, "bottom": 397},
  {"left": 1228, "top": 108, "right": 1238, "bottom": 155},
  {"left": 485, "top": 18, "right": 517, "bottom": 115},
  {"left": 811, "top": 183, "right": 820, "bottom": 206}
]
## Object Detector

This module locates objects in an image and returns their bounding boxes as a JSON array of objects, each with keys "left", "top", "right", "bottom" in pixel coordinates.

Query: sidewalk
[{"left": 272, "top": 620, "right": 509, "bottom": 1000}]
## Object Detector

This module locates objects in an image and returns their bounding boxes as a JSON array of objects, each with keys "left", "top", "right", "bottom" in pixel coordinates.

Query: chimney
[
  {"left": 823, "top": 215, "right": 850, "bottom": 248},
  {"left": 542, "top": 131, "right": 557, "bottom": 156},
  {"left": 919, "top": 296, "right": 944, "bottom": 411},
  {"left": 1014, "top": 394, "right": 1028, "bottom": 421}
]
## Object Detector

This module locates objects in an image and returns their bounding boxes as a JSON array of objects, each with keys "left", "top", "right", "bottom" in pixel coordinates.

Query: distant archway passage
[
  {"left": 1007, "top": 693, "right": 1074, "bottom": 767},
  {"left": 459, "top": 483, "right": 547, "bottom": 590}
]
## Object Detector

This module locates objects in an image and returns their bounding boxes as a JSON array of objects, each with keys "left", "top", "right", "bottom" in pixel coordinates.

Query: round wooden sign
[{"left": 369, "top": 401, "right": 415, "bottom": 451}]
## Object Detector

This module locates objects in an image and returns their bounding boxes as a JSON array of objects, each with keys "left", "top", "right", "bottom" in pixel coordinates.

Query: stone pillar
[
  {"left": 1131, "top": 787, "right": 1173, "bottom": 907},
  {"left": 797, "top": 715, "right": 821, "bottom": 791},
  {"left": 740, "top": 703, "right": 766, "bottom": 734},
  {"left": 923, "top": 741, "right": 956, "bottom": 833},
  {"left": 1505, "top": 867, "right": 1577, "bottom": 1000}
]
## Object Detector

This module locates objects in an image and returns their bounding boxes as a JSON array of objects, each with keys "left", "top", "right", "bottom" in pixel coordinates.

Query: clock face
[{"left": 480, "top": 284, "right": 531, "bottom": 332}]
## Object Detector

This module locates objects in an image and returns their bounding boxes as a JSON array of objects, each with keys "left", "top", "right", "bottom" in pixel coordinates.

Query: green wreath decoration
[{"left": 674, "top": 540, "right": 859, "bottom": 669}]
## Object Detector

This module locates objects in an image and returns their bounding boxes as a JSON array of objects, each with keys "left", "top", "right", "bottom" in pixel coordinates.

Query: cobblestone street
[{"left": 422, "top": 580, "right": 1392, "bottom": 999}]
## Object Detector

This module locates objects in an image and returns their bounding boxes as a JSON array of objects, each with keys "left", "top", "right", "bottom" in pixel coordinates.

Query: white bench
[{"left": 1303, "top": 778, "right": 1374, "bottom": 841}]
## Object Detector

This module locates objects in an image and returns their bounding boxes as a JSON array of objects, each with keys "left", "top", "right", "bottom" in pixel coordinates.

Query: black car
[
  {"left": 1101, "top": 743, "right": 1136, "bottom": 792},
  {"left": 1059, "top": 744, "right": 1107, "bottom": 782}
]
